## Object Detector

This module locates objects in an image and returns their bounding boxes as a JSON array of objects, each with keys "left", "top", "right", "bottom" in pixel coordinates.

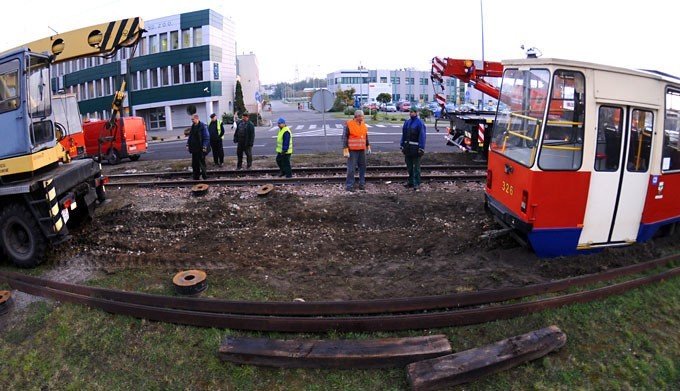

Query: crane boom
[{"left": 5, "top": 17, "right": 144, "bottom": 64}]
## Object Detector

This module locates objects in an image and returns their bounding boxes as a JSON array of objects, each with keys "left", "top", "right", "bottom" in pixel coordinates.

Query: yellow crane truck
[{"left": 0, "top": 18, "right": 144, "bottom": 267}]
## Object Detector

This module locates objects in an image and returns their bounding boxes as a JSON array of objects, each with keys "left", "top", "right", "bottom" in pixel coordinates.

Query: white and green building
[{"left": 51, "top": 9, "right": 237, "bottom": 130}]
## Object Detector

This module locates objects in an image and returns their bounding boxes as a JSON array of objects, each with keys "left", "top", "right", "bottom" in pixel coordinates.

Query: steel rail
[
  {"left": 106, "top": 164, "right": 486, "bottom": 179},
  {"left": 0, "top": 255, "right": 676, "bottom": 316},
  {"left": 107, "top": 174, "right": 486, "bottom": 187},
  {"left": 2, "top": 266, "right": 677, "bottom": 332}
]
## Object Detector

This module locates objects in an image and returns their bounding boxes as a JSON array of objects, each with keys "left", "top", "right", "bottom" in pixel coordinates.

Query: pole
[{"left": 322, "top": 90, "right": 328, "bottom": 152}]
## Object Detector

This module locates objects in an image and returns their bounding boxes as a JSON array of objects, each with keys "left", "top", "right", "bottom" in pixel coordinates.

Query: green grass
[{"left": 0, "top": 274, "right": 677, "bottom": 390}]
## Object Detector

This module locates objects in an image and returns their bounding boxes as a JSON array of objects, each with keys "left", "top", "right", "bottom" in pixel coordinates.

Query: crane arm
[
  {"left": 431, "top": 57, "right": 503, "bottom": 109},
  {"left": 6, "top": 17, "right": 144, "bottom": 64}
]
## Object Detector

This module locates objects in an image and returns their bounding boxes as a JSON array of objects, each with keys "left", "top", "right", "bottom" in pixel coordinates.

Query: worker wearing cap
[
  {"left": 341, "top": 110, "right": 371, "bottom": 192},
  {"left": 400, "top": 106, "right": 427, "bottom": 191},
  {"left": 275, "top": 118, "right": 293, "bottom": 178},
  {"left": 208, "top": 113, "right": 225, "bottom": 166}
]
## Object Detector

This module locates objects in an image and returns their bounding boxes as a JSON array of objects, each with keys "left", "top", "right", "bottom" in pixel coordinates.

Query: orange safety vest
[{"left": 346, "top": 120, "right": 368, "bottom": 150}]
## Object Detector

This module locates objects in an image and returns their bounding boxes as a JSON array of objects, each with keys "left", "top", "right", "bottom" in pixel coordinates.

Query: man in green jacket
[{"left": 233, "top": 112, "right": 255, "bottom": 169}]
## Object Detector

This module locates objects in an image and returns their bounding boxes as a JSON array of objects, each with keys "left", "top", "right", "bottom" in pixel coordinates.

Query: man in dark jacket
[
  {"left": 186, "top": 113, "right": 210, "bottom": 180},
  {"left": 233, "top": 112, "right": 255, "bottom": 169},
  {"left": 400, "top": 106, "right": 427, "bottom": 191},
  {"left": 208, "top": 113, "right": 225, "bottom": 166}
]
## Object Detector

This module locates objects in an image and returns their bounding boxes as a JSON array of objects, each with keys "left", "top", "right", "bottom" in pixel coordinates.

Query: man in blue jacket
[
  {"left": 400, "top": 106, "right": 427, "bottom": 191},
  {"left": 186, "top": 113, "right": 210, "bottom": 180}
]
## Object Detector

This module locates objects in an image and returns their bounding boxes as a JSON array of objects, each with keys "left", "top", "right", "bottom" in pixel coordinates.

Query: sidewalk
[{"left": 147, "top": 109, "right": 274, "bottom": 144}]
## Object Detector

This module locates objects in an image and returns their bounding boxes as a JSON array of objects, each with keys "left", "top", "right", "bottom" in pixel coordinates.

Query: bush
[
  {"left": 222, "top": 113, "right": 235, "bottom": 124},
  {"left": 344, "top": 107, "right": 356, "bottom": 116}
]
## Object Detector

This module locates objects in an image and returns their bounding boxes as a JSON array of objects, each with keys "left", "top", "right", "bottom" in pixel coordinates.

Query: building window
[
  {"left": 141, "top": 70, "right": 148, "bottom": 89},
  {"left": 182, "top": 29, "right": 191, "bottom": 48},
  {"left": 380, "top": 77, "right": 387, "bottom": 83},
  {"left": 104, "top": 77, "right": 112, "bottom": 95},
  {"left": 87, "top": 81, "right": 95, "bottom": 98},
  {"left": 172, "top": 65, "right": 180, "bottom": 84},
  {"left": 420, "top": 94, "right": 428, "bottom": 101},
  {"left": 150, "top": 35, "right": 158, "bottom": 54},
  {"left": 120, "top": 49, "right": 127, "bottom": 60},
  {"left": 149, "top": 108, "right": 166, "bottom": 130},
  {"left": 193, "top": 27, "right": 202, "bottom": 46},
  {"left": 95, "top": 79, "right": 102, "bottom": 97},
  {"left": 139, "top": 37, "right": 147, "bottom": 56},
  {"left": 405, "top": 78, "right": 415, "bottom": 85},
  {"left": 420, "top": 78, "right": 428, "bottom": 85},
  {"left": 393, "top": 94, "right": 401, "bottom": 101},
  {"left": 391, "top": 77, "right": 400, "bottom": 84},
  {"left": 159, "top": 33, "right": 168, "bottom": 52},
  {"left": 183, "top": 64, "right": 191, "bottom": 83},
  {"left": 151, "top": 69, "right": 159, "bottom": 88},
  {"left": 194, "top": 62, "right": 203, "bottom": 81},
  {"left": 171, "top": 31, "right": 179, "bottom": 50},
  {"left": 130, "top": 72, "right": 138, "bottom": 91},
  {"left": 161, "top": 67, "right": 169, "bottom": 86}
]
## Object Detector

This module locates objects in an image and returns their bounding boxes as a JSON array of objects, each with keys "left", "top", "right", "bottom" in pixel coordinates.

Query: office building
[{"left": 51, "top": 9, "right": 237, "bottom": 130}]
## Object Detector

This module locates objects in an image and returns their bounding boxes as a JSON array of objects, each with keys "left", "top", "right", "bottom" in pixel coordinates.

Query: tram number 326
[{"left": 501, "top": 181, "right": 514, "bottom": 196}]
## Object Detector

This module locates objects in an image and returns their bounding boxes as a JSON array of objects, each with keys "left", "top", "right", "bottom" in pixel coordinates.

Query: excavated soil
[{"left": 39, "top": 152, "right": 680, "bottom": 301}]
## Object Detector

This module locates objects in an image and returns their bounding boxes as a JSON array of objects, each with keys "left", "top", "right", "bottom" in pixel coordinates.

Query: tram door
[{"left": 579, "top": 106, "right": 655, "bottom": 246}]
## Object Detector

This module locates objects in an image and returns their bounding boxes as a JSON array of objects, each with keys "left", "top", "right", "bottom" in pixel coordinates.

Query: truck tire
[
  {"left": 129, "top": 154, "right": 141, "bottom": 161},
  {"left": 0, "top": 204, "right": 47, "bottom": 268},
  {"left": 107, "top": 148, "right": 120, "bottom": 165}
]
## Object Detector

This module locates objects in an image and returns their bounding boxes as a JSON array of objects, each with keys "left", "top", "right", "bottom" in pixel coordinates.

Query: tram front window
[
  {"left": 491, "top": 68, "right": 550, "bottom": 167},
  {"left": 538, "top": 70, "right": 585, "bottom": 170}
]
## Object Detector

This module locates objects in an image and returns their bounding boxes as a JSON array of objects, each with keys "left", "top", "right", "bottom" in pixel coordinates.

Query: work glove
[
  {"left": 367, "top": 146, "right": 372, "bottom": 154},
  {"left": 343, "top": 148, "right": 349, "bottom": 158},
  {"left": 418, "top": 148, "right": 425, "bottom": 157}
]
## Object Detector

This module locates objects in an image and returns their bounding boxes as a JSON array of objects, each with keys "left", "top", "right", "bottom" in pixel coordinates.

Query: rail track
[
  {"left": 0, "top": 254, "right": 676, "bottom": 333},
  {"left": 106, "top": 164, "right": 487, "bottom": 187}
]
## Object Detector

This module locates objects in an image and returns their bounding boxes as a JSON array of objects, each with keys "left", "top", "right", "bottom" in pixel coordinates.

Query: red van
[{"left": 82, "top": 116, "right": 147, "bottom": 164}]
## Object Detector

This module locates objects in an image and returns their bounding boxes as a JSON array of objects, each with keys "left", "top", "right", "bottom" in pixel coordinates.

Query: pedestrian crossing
[{"left": 268, "top": 123, "right": 406, "bottom": 137}]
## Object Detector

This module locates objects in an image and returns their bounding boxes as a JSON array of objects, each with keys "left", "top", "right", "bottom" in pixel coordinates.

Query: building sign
[{"left": 213, "top": 63, "right": 219, "bottom": 80}]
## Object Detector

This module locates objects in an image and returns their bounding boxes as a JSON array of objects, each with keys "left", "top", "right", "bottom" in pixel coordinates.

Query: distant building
[
  {"left": 326, "top": 68, "right": 497, "bottom": 108},
  {"left": 237, "top": 53, "right": 262, "bottom": 114},
  {"left": 51, "top": 9, "right": 237, "bottom": 130}
]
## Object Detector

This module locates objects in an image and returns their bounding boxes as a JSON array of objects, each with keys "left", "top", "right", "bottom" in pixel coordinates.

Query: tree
[
  {"left": 235, "top": 81, "right": 246, "bottom": 115},
  {"left": 376, "top": 93, "right": 392, "bottom": 105},
  {"left": 331, "top": 88, "right": 355, "bottom": 112}
]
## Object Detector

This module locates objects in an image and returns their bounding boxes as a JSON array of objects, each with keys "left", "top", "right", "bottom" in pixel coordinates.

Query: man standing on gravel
[
  {"left": 233, "top": 112, "right": 255, "bottom": 170},
  {"left": 208, "top": 113, "right": 225, "bottom": 166},
  {"left": 275, "top": 117, "right": 293, "bottom": 178},
  {"left": 342, "top": 110, "right": 371, "bottom": 192},
  {"left": 186, "top": 113, "right": 210, "bottom": 180},
  {"left": 400, "top": 106, "right": 426, "bottom": 191}
]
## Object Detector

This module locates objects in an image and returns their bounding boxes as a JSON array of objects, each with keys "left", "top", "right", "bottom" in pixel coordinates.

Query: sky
[{"left": 3, "top": 0, "right": 679, "bottom": 84}]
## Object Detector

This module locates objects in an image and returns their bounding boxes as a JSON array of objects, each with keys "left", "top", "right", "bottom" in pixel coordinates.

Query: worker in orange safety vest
[{"left": 341, "top": 109, "right": 371, "bottom": 192}]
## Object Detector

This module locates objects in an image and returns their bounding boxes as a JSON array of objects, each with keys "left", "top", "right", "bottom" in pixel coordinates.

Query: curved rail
[
  {"left": 0, "top": 257, "right": 677, "bottom": 332},
  {"left": 1, "top": 255, "right": 676, "bottom": 316}
]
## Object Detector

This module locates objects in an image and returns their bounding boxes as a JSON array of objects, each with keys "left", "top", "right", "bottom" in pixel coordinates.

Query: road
[{"left": 143, "top": 100, "right": 459, "bottom": 160}]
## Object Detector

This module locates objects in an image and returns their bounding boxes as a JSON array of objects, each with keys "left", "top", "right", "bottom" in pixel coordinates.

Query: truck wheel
[
  {"left": 107, "top": 148, "right": 120, "bottom": 165},
  {"left": 0, "top": 204, "right": 47, "bottom": 268},
  {"left": 129, "top": 154, "right": 141, "bottom": 161}
]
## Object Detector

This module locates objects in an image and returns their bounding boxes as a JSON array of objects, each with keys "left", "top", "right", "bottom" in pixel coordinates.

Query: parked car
[
  {"left": 383, "top": 103, "right": 397, "bottom": 112},
  {"left": 399, "top": 102, "right": 412, "bottom": 112},
  {"left": 363, "top": 102, "right": 380, "bottom": 111}
]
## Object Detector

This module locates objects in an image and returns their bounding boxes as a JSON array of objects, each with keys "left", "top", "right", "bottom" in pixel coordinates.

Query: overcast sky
[{"left": 3, "top": 0, "right": 679, "bottom": 84}]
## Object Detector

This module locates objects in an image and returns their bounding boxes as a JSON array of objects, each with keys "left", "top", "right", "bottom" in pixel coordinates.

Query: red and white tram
[{"left": 485, "top": 58, "right": 680, "bottom": 257}]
